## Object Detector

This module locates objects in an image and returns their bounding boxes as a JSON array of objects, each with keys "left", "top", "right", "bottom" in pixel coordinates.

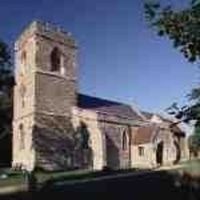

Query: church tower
[{"left": 12, "top": 21, "right": 78, "bottom": 170}]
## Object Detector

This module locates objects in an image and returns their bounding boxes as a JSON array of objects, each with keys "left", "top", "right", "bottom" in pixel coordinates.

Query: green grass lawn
[
  {"left": 35, "top": 169, "right": 93, "bottom": 184},
  {"left": 0, "top": 159, "right": 199, "bottom": 189},
  {"left": 0, "top": 167, "right": 141, "bottom": 188},
  {"left": 0, "top": 169, "right": 24, "bottom": 187},
  {"left": 36, "top": 168, "right": 140, "bottom": 185},
  {"left": 178, "top": 159, "right": 200, "bottom": 176},
  {"left": 0, "top": 169, "right": 90, "bottom": 188}
]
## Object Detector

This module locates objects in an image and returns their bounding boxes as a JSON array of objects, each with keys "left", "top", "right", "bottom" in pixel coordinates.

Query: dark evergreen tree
[{"left": 0, "top": 39, "right": 14, "bottom": 166}]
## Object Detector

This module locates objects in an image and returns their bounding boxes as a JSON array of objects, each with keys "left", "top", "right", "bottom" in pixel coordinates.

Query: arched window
[
  {"left": 74, "top": 122, "right": 92, "bottom": 168},
  {"left": 50, "top": 47, "right": 61, "bottom": 72},
  {"left": 21, "top": 50, "right": 27, "bottom": 65},
  {"left": 75, "top": 122, "right": 90, "bottom": 149},
  {"left": 19, "top": 124, "right": 25, "bottom": 150},
  {"left": 19, "top": 83, "right": 26, "bottom": 108},
  {"left": 122, "top": 131, "right": 129, "bottom": 151}
]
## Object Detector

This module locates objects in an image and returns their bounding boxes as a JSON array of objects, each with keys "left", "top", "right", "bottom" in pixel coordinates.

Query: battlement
[{"left": 15, "top": 20, "right": 77, "bottom": 50}]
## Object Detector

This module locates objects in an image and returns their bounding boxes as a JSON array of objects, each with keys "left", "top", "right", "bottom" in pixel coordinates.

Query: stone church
[{"left": 12, "top": 21, "right": 189, "bottom": 171}]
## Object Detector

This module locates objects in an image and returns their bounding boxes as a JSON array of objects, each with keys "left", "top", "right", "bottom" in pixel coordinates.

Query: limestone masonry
[{"left": 12, "top": 21, "right": 189, "bottom": 171}]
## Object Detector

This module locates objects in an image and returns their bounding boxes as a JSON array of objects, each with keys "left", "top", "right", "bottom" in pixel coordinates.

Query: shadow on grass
[
  {"left": 0, "top": 169, "right": 200, "bottom": 200},
  {"left": 40, "top": 167, "right": 143, "bottom": 185}
]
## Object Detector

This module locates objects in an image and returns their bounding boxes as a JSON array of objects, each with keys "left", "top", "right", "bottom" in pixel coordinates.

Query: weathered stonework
[
  {"left": 72, "top": 108, "right": 104, "bottom": 170},
  {"left": 12, "top": 21, "right": 78, "bottom": 171},
  {"left": 12, "top": 20, "right": 189, "bottom": 172}
]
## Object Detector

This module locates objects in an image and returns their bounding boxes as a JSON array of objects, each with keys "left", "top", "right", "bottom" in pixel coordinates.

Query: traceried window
[
  {"left": 19, "top": 124, "right": 25, "bottom": 150},
  {"left": 122, "top": 131, "right": 129, "bottom": 151},
  {"left": 138, "top": 146, "right": 144, "bottom": 156},
  {"left": 50, "top": 47, "right": 61, "bottom": 72}
]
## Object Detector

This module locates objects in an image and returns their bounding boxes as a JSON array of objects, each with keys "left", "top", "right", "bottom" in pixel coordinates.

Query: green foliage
[
  {"left": 166, "top": 87, "right": 200, "bottom": 124},
  {"left": 145, "top": 0, "right": 200, "bottom": 125},
  {"left": 191, "top": 125, "right": 200, "bottom": 150},
  {"left": 167, "top": 100, "right": 200, "bottom": 152},
  {"left": 188, "top": 133, "right": 200, "bottom": 152},
  {"left": 144, "top": 0, "right": 200, "bottom": 62},
  {"left": 195, "top": 124, "right": 200, "bottom": 135},
  {"left": 0, "top": 39, "right": 13, "bottom": 165},
  {"left": 145, "top": 1, "right": 200, "bottom": 151}
]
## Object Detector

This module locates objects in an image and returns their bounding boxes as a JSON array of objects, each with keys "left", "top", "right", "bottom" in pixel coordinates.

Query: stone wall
[
  {"left": 131, "top": 127, "right": 178, "bottom": 168},
  {"left": 35, "top": 72, "right": 76, "bottom": 115},
  {"left": 12, "top": 114, "right": 35, "bottom": 171},
  {"left": 33, "top": 108, "right": 104, "bottom": 171},
  {"left": 33, "top": 114, "right": 75, "bottom": 171},
  {"left": 33, "top": 20, "right": 78, "bottom": 115},
  {"left": 12, "top": 20, "right": 78, "bottom": 171},
  {"left": 132, "top": 143, "right": 156, "bottom": 168},
  {"left": 72, "top": 108, "right": 104, "bottom": 170},
  {"left": 72, "top": 108, "right": 142, "bottom": 171}
]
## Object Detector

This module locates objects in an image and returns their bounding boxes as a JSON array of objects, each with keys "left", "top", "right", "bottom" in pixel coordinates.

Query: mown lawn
[
  {"left": 177, "top": 159, "right": 200, "bottom": 176},
  {"left": 0, "top": 167, "right": 142, "bottom": 188},
  {"left": 0, "top": 159, "right": 199, "bottom": 189},
  {"left": 0, "top": 169, "right": 24, "bottom": 187},
  {"left": 0, "top": 169, "right": 91, "bottom": 188},
  {"left": 38, "top": 168, "right": 144, "bottom": 186},
  {"left": 0, "top": 161, "right": 200, "bottom": 200}
]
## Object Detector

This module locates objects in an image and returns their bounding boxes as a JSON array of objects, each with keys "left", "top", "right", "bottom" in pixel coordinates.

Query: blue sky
[{"left": 0, "top": 0, "right": 199, "bottom": 113}]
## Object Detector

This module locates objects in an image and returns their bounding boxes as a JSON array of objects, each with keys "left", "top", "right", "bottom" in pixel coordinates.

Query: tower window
[
  {"left": 19, "top": 124, "right": 25, "bottom": 150},
  {"left": 50, "top": 47, "right": 61, "bottom": 72}
]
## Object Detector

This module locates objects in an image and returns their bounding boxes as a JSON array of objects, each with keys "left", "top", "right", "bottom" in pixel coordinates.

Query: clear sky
[{"left": 0, "top": 0, "right": 199, "bottom": 113}]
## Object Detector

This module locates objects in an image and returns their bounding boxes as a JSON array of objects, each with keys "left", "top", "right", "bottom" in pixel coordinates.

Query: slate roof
[{"left": 78, "top": 93, "right": 144, "bottom": 121}]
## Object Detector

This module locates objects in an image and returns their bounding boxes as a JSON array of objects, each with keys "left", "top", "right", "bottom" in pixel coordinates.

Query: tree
[
  {"left": 188, "top": 134, "right": 199, "bottom": 157},
  {"left": 144, "top": 0, "right": 200, "bottom": 152},
  {"left": 144, "top": 0, "right": 200, "bottom": 63},
  {"left": 0, "top": 39, "right": 14, "bottom": 166}
]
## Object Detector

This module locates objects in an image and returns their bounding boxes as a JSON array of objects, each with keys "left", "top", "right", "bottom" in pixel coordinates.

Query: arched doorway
[
  {"left": 156, "top": 141, "right": 164, "bottom": 165},
  {"left": 105, "top": 134, "right": 120, "bottom": 169},
  {"left": 173, "top": 139, "right": 181, "bottom": 165}
]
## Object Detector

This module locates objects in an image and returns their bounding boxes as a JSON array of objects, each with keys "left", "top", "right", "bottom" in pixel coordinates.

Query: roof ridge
[
  {"left": 78, "top": 93, "right": 145, "bottom": 121},
  {"left": 78, "top": 93, "right": 132, "bottom": 106}
]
